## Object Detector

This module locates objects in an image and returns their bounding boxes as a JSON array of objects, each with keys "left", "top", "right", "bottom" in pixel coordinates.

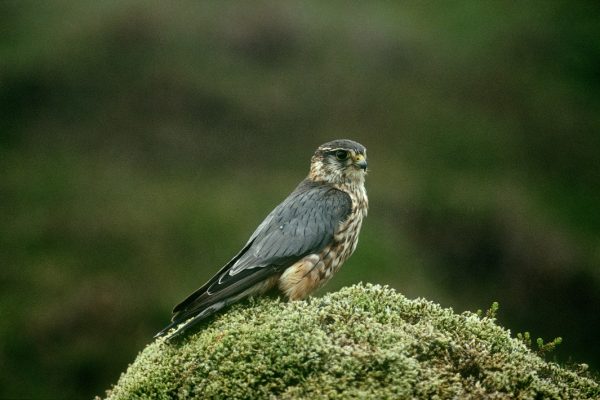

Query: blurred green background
[{"left": 2, "top": 1, "right": 599, "bottom": 398}]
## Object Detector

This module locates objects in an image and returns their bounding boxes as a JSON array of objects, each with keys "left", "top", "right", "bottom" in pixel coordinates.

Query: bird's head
[{"left": 309, "top": 139, "right": 368, "bottom": 186}]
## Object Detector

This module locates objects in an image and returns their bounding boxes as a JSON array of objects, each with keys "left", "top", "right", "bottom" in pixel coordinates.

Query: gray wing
[{"left": 168, "top": 179, "right": 352, "bottom": 326}]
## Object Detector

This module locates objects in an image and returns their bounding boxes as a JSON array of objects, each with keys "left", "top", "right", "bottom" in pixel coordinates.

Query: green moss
[{"left": 105, "top": 284, "right": 599, "bottom": 399}]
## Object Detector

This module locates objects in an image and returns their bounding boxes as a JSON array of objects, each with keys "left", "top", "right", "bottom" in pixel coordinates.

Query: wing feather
[{"left": 168, "top": 179, "right": 352, "bottom": 325}]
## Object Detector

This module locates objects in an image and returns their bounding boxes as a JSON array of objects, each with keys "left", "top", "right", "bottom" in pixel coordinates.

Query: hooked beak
[{"left": 353, "top": 153, "right": 368, "bottom": 171}]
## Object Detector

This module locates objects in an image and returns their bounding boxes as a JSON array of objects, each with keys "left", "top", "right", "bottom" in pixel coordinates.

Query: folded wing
[{"left": 155, "top": 180, "right": 351, "bottom": 338}]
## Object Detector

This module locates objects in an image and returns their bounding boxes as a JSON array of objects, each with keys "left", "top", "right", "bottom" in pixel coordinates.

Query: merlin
[{"left": 156, "top": 139, "right": 368, "bottom": 339}]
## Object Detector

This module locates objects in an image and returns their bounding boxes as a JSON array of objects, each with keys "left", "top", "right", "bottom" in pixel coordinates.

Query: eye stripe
[
  {"left": 316, "top": 147, "right": 365, "bottom": 160},
  {"left": 325, "top": 148, "right": 351, "bottom": 155}
]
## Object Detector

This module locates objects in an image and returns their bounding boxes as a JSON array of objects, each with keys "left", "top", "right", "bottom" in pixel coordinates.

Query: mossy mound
[{"left": 105, "top": 284, "right": 598, "bottom": 399}]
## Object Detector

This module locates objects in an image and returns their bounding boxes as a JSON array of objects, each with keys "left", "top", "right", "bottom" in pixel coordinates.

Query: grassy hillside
[{"left": 104, "top": 284, "right": 599, "bottom": 399}]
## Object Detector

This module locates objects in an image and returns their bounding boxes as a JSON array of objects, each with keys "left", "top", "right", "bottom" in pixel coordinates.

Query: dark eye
[{"left": 335, "top": 150, "right": 349, "bottom": 160}]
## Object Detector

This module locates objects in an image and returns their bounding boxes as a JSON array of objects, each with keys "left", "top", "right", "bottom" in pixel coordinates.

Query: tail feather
[
  {"left": 154, "top": 266, "right": 280, "bottom": 341},
  {"left": 154, "top": 301, "right": 227, "bottom": 340}
]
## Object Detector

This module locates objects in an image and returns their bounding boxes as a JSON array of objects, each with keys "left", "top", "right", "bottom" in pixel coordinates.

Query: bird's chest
[
  {"left": 320, "top": 185, "right": 368, "bottom": 275},
  {"left": 332, "top": 188, "right": 368, "bottom": 256}
]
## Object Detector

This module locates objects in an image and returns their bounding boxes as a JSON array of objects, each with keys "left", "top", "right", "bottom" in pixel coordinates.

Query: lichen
[{"left": 104, "top": 284, "right": 599, "bottom": 399}]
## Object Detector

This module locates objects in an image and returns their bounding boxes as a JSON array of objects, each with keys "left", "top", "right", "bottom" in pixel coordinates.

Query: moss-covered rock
[{"left": 105, "top": 284, "right": 598, "bottom": 399}]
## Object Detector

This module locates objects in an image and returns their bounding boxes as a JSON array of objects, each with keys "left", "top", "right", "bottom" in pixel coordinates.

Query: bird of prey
[{"left": 156, "top": 139, "right": 368, "bottom": 339}]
